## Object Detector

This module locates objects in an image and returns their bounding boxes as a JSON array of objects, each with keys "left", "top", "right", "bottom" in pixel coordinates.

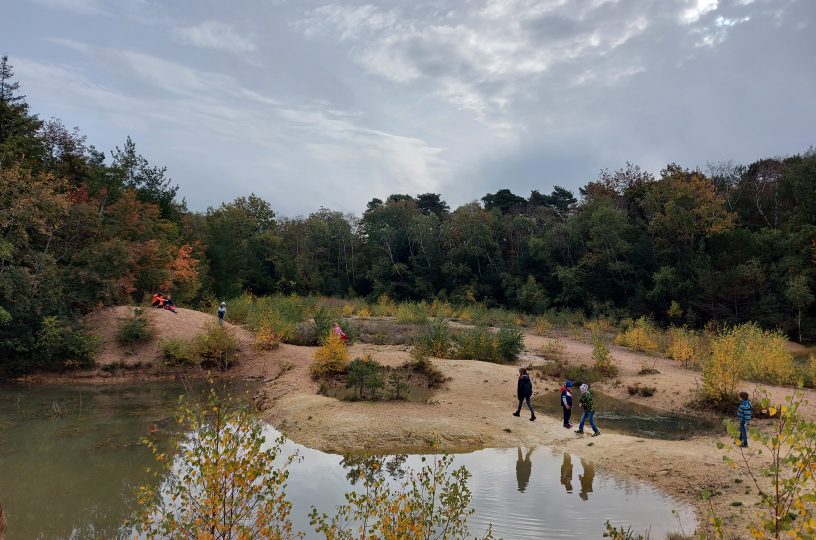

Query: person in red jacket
[{"left": 332, "top": 322, "right": 349, "bottom": 343}]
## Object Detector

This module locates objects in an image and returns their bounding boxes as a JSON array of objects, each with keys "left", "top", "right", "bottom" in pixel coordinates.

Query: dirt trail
[{"left": 25, "top": 307, "right": 816, "bottom": 535}]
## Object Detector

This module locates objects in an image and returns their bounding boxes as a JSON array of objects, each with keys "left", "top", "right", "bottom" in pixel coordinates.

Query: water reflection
[
  {"left": 560, "top": 453, "right": 573, "bottom": 493},
  {"left": 579, "top": 458, "right": 595, "bottom": 501},
  {"left": 0, "top": 384, "right": 697, "bottom": 539},
  {"left": 515, "top": 447, "right": 533, "bottom": 492}
]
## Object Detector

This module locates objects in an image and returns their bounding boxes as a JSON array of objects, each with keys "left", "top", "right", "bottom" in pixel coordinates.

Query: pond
[
  {"left": 533, "top": 391, "right": 721, "bottom": 440},
  {"left": 0, "top": 383, "right": 696, "bottom": 539}
]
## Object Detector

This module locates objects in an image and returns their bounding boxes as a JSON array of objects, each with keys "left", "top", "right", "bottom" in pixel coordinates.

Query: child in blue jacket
[{"left": 737, "top": 391, "right": 752, "bottom": 448}]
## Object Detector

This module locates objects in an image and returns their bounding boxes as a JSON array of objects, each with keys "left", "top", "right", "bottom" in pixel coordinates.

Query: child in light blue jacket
[{"left": 737, "top": 391, "right": 752, "bottom": 448}]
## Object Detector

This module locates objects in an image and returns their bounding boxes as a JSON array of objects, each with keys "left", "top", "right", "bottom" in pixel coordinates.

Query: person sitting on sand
[
  {"left": 332, "top": 322, "right": 349, "bottom": 343},
  {"left": 163, "top": 294, "right": 178, "bottom": 314},
  {"left": 575, "top": 383, "right": 600, "bottom": 437},
  {"left": 513, "top": 367, "right": 536, "bottom": 421},
  {"left": 151, "top": 292, "right": 163, "bottom": 308},
  {"left": 560, "top": 380, "right": 574, "bottom": 428}
]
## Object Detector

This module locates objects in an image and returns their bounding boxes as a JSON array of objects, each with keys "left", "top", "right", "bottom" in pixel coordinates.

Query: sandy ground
[{"left": 21, "top": 307, "right": 816, "bottom": 536}]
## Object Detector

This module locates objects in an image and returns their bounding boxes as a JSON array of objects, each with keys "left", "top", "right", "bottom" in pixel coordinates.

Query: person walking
[
  {"left": 513, "top": 367, "right": 536, "bottom": 421},
  {"left": 575, "top": 383, "right": 600, "bottom": 436},
  {"left": 217, "top": 302, "right": 227, "bottom": 326},
  {"left": 560, "top": 380, "right": 574, "bottom": 428},
  {"left": 737, "top": 391, "right": 753, "bottom": 448}
]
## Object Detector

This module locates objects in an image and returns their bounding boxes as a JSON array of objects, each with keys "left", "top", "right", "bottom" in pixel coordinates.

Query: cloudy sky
[{"left": 4, "top": 0, "right": 814, "bottom": 215}]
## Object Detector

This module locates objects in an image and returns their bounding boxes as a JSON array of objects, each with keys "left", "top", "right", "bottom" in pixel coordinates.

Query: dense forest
[{"left": 1, "top": 54, "right": 814, "bottom": 373}]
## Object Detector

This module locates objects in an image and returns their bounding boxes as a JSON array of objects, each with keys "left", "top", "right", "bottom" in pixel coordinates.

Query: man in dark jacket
[
  {"left": 513, "top": 367, "right": 536, "bottom": 421},
  {"left": 560, "top": 380, "right": 574, "bottom": 428}
]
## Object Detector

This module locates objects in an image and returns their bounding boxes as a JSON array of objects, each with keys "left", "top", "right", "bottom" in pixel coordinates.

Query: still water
[
  {"left": 0, "top": 383, "right": 695, "bottom": 539},
  {"left": 534, "top": 391, "right": 720, "bottom": 440}
]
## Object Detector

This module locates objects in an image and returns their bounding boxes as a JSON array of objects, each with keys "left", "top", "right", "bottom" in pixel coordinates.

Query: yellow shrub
[
  {"left": 540, "top": 338, "right": 565, "bottom": 359},
  {"left": 310, "top": 333, "right": 349, "bottom": 378},
  {"left": 341, "top": 304, "right": 355, "bottom": 317},
  {"left": 254, "top": 323, "right": 280, "bottom": 351},
  {"left": 459, "top": 308, "right": 472, "bottom": 322},
  {"left": 357, "top": 306, "right": 371, "bottom": 318},
  {"left": 702, "top": 323, "right": 795, "bottom": 401},
  {"left": 428, "top": 298, "right": 455, "bottom": 318},
  {"left": 371, "top": 294, "right": 397, "bottom": 317},
  {"left": 592, "top": 338, "right": 618, "bottom": 377},
  {"left": 668, "top": 327, "right": 704, "bottom": 369},
  {"left": 614, "top": 317, "right": 660, "bottom": 354},
  {"left": 530, "top": 317, "right": 552, "bottom": 336}
]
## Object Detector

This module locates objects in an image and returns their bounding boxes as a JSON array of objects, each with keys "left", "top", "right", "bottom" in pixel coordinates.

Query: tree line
[{"left": 1, "top": 54, "right": 814, "bottom": 373}]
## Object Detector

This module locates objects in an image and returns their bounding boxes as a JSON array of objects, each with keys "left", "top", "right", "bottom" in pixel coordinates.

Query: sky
[{"left": 3, "top": 0, "right": 814, "bottom": 216}]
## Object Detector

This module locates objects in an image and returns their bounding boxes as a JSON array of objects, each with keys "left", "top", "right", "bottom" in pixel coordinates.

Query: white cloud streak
[{"left": 175, "top": 21, "right": 257, "bottom": 53}]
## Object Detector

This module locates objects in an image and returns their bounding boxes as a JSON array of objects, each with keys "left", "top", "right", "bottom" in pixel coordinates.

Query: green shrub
[
  {"left": 224, "top": 292, "right": 254, "bottom": 324},
  {"left": 116, "top": 309, "right": 153, "bottom": 345},
  {"left": 194, "top": 323, "right": 239, "bottom": 370},
  {"left": 313, "top": 306, "right": 337, "bottom": 345},
  {"left": 530, "top": 360, "right": 603, "bottom": 385},
  {"left": 37, "top": 317, "right": 100, "bottom": 369},
  {"left": 388, "top": 371, "right": 409, "bottom": 400},
  {"left": 161, "top": 339, "right": 196, "bottom": 366},
  {"left": 497, "top": 327, "right": 524, "bottom": 362},
  {"left": 592, "top": 338, "right": 618, "bottom": 377},
  {"left": 396, "top": 302, "right": 430, "bottom": 324},
  {"left": 452, "top": 326, "right": 498, "bottom": 361},
  {"left": 413, "top": 319, "right": 452, "bottom": 358},
  {"left": 345, "top": 355, "right": 384, "bottom": 400}
]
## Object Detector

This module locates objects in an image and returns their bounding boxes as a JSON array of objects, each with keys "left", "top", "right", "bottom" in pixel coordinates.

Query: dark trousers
[
  {"left": 562, "top": 407, "right": 572, "bottom": 427},
  {"left": 516, "top": 396, "right": 534, "bottom": 415}
]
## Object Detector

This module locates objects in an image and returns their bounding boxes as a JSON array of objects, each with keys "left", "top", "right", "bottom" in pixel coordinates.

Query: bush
[
  {"left": 529, "top": 317, "right": 552, "bottom": 336},
  {"left": 496, "top": 326, "right": 524, "bottom": 362},
  {"left": 637, "top": 358, "right": 659, "bottom": 375},
  {"left": 406, "top": 353, "right": 448, "bottom": 388},
  {"left": 452, "top": 326, "right": 498, "bottom": 361},
  {"left": 396, "top": 302, "right": 430, "bottom": 324},
  {"left": 310, "top": 333, "right": 349, "bottom": 378},
  {"left": 614, "top": 316, "right": 660, "bottom": 354},
  {"left": 702, "top": 323, "right": 795, "bottom": 402},
  {"left": 194, "top": 323, "right": 239, "bottom": 370},
  {"left": 161, "top": 338, "right": 195, "bottom": 366},
  {"left": 592, "top": 338, "right": 618, "bottom": 377},
  {"left": 345, "top": 355, "right": 384, "bottom": 400},
  {"left": 224, "top": 291, "right": 254, "bottom": 324},
  {"left": 388, "top": 371, "right": 409, "bottom": 400},
  {"left": 668, "top": 327, "right": 705, "bottom": 369},
  {"left": 540, "top": 338, "right": 566, "bottom": 359},
  {"left": 254, "top": 323, "right": 281, "bottom": 351},
  {"left": 638, "top": 385, "right": 656, "bottom": 397},
  {"left": 116, "top": 309, "right": 153, "bottom": 345},
  {"left": 413, "top": 318, "right": 452, "bottom": 358},
  {"left": 313, "top": 306, "right": 337, "bottom": 345},
  {"left": 37, "top": 317, "right": 101, "bottom": 369},
  {"left": 289, "top": 321, "right": 318, "bottom": 346}
]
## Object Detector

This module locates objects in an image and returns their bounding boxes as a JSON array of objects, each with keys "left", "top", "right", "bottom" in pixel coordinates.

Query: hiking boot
[
  {"left": 592, "top": 431, "right": 601, "bottom": 437},
  {"left": 512, "top": 411, "right": 520, "bottom": 417},
  {"left": 574, "top": 429, "right": 584, "bottom": 434},
  {"left": 530, "top": 415, "right": 536, "bottom": 421}
]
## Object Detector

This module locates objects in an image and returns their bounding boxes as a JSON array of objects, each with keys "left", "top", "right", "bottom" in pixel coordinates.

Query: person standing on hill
[
  {"left": 513, "top": 367, "right": 536, "bottom": 421},
  {"left": 560, "top": 380, "right": 574, "bottom": 428},
  {"left": 575, "top": 383, "right": 601, "bottom": 436},
  {"left": 737, "top": 391, "right": 753, "bottom": 448},
  {"left": 217, "top": 302, "right": 226, "bottom": 326}
]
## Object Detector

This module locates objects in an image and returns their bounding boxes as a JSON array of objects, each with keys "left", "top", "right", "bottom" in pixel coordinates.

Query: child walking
[
  {"left": 737, "top": 391, "right": 752, "bottom": 448},
  {"left": 575, "top": 383, "right": 600, "bottom": 436},
  {"left": 217, "top": 302, "right": 226, "bottom": 325},
  {"left": 560, "top": 380, "right": 574, "bottom": 428},
  {"left": 513, "top": 367, "right": 536, "bottom": 421}
]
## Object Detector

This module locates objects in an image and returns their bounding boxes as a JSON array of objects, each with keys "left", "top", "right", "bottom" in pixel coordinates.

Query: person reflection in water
[
  {"left": 516, "top": 447, "right": 534, "bottom": 493},
  {"left": 560, "top": 453, "right": 573, "bottom": 493},
  {"left": 579, "top": 458, "right": 595, "bottom": 501}
]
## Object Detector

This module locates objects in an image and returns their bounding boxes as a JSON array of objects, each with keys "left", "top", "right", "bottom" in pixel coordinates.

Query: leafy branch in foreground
[
  {"left": 718, "top": 391, "right": 816, "bottom": 539},
  {"left": 135, "top": 384, "right": 300, "bottom": 540}
]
